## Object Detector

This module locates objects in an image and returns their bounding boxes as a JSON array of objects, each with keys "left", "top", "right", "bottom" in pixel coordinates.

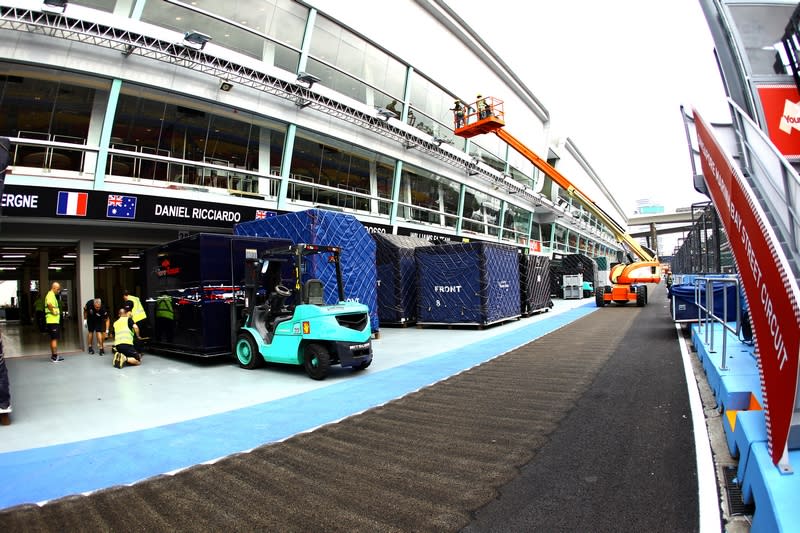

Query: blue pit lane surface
[{"left": 0, "top": 303, "right": 596, "bottom": 509}]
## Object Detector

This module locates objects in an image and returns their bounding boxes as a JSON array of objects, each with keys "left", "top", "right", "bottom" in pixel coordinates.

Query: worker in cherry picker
[
  {"left": 450, "top": 100, "right": 466, "bottom": 128},
  {"left": 476, "top": 94, "right": 491, "bottom": 119}
]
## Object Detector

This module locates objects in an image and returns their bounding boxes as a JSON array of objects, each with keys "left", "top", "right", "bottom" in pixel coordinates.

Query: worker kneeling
[{"left": 111, "top": 308, "right": 142, "bottom": 369}]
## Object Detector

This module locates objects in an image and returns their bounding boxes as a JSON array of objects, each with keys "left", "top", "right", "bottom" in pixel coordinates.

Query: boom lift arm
[{"left": 452, "top": 96, "right": 660, "bottom": 303}]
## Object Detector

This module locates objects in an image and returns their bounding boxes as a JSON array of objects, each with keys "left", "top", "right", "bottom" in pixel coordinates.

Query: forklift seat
[
  {"left": 252, "top": 305, "right": 269, "bottom": 340},
  {"left": 304, "top": 279, "right": 325, "bottom": 305}
]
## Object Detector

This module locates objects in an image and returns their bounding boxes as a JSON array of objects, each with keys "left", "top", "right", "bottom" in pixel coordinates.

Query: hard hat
[{"left": 477, "top": 94, "right": 482, "bottom": 97}]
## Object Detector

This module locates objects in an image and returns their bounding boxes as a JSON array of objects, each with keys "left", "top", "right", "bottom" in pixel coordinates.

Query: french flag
[{"left": 56, "top": 191, "right": 88, "bottom": 217}]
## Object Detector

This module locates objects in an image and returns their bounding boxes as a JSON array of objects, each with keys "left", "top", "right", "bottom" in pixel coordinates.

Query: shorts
[
  {"left": 46, "top": 323, "right": 60, "bottom": 340},
  {"left": 87, "top": 320, "right": 106, "bottom": 333},
  {"left": 114, "top": 343, "right": 141, "bottom": 361}
]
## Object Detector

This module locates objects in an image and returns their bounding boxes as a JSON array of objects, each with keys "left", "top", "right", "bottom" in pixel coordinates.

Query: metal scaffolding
[{"left": 0, "top": 6, "right": 538, "bottom": 202}]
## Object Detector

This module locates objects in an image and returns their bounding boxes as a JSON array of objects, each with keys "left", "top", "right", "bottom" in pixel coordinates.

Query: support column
[
  {"left": 650, "top": 222, "right": 659, "bottom": 258},
  {"left": 296, "top": 8, "right": 317, "bottom": 75},
  {"left": 95, "top": 79, "right": 123, "bottom": 188},
  {"left": 277, "top": 124, "right": 296, "bottom": 210},
  {"left": 39, "top": 251, "right": 49, "bottom": 298},
  {"left": 78, "top": 239, "right": 94, "bottom": 352},
  {"left": 259, "top": 127, "right": 273, "bottom": 198},
  {"left": 498, "top": 201, "right": 507, "bottom": 242},
  {"left": 456, "top": 183, "right": 465, "bottom": 236},
  {"left": 389, "top": 161, "right": 404, "bottom": 225}
]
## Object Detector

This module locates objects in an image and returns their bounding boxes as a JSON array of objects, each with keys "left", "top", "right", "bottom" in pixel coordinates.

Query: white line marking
[{"left": 675, "top": 323, "right": 720, "bottom": 532}]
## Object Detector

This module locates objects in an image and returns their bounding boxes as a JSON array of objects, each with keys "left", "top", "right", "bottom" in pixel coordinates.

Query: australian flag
[{"left": 106, "top": 194, "right": 137, "bottom": 219}]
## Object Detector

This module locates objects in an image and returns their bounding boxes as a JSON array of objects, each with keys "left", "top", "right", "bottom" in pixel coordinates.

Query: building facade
[{"left": 0, "top": 0, "right": 627, "bottom": 353}]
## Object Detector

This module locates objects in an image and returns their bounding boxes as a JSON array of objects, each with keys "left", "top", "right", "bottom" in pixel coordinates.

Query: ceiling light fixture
[
  {"left": 296, "top": 71, "right": 320, "bottom": 88},
  {"left": 183, "top": 30, "right": 212, "bottom": 50},
  {"left": 42, "top": 0, "right": 68, "bottom": 13}
]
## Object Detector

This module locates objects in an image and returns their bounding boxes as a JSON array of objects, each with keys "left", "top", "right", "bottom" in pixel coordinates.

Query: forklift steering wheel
[{"left": 275, "top": 284, "right": 292, "bottom": 297}]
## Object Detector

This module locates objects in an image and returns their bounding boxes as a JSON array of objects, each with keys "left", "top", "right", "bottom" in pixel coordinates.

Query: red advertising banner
[
  {"left": 756, "top": 84, "right": 800, "bottom": 159},
  {"left": 694, "top": 109, "right": 800, "bottom": 465}
]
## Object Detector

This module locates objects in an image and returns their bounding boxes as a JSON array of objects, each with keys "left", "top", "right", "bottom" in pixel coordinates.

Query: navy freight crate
[
  {"left": 520, "top": 254, "right": 553, "bottom": 315},
  {"left": 671, "top": 282, "right": 738, "bottom": 323},
  {"left": 415, "top": 242, "right": 520, "bottom": 326},
  {"left": 235, "top": 209, "right": 379, "bottom": 332},
  {"left": 373, "top": 233, "right": 432, "bottom": 325},
  {"left": 143, "top": 233, "right": 292, "bottom": 356}
]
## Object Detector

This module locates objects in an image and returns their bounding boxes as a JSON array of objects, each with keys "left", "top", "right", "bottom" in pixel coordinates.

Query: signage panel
[
  {"left": 694, "top": 109, "right": 800, "bottom": 465},
  {"left": 0, "top": 185, "right": 273, "bottom": 228},
  {"left": 756, "top": 84, "right": 800, "bottom": 159}
]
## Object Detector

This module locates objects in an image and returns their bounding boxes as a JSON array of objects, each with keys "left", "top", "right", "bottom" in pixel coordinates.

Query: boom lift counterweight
[{"left": 453, "top": 97, "right": 660, "bottom": 306}]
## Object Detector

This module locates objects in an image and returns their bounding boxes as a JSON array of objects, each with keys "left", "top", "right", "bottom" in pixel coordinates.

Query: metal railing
[
  {"left": 728, "top": 98, "right": 800, "bottom": 283},
  {"left": 694, "top": 276, "right": 742, "bottom": 371}
]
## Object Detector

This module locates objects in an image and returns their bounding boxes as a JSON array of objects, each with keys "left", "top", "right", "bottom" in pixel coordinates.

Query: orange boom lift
[{"left": 453, "top": 97, "right": 660, "bottom": 306}]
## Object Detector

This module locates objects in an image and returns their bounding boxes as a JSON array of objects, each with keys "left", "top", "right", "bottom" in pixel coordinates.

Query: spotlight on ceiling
[
  {"left": 42, "top": 0, "right": 68, "bottom": 13},
  {"left": 183, "top": 30, "right": 212, "bottom": 50},
  {"left": 296, "top": 71, "right": 321, "bottom": 88},
  {"left": 219, "top": 80, "right": 234, "bottom": 92}
]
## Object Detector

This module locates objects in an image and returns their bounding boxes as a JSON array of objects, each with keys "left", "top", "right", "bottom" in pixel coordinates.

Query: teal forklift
[{"left": 235, "top": 243, "right": 373, "bottom": 380}]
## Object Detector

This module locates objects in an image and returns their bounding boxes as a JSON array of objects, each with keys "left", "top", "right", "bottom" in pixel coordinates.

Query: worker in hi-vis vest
[
  {"left": 154, "top": 294, "right": 174, "bottom": 343},
  {"left": 112, "top": 307, "right": 141, "bottom": 369},
  {"left": 122, "top": 289, "right": 147, "bottom": 339}
]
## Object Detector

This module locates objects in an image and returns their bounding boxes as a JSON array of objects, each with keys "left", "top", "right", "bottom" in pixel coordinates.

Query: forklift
[{"left": 235, "top": 243, "right": 373, "bottom": 380}]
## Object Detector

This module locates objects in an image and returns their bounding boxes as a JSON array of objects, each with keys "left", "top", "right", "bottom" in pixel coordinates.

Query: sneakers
[
  {"left": 51, "top": 355, "right": 64, "bottom": 363},
  {"left": 98, "top": 349, "right": 105, "bottom": 357},
  {"left": 88, "top": 347, "right": 94, "bottom": 354},
  {"left": 112, "top": 351, "right": 125, "bottom": 369}
]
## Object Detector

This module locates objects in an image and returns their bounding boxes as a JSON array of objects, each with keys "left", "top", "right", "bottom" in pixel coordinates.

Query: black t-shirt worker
[{"left": 84, "top": 298, "right": 110, "bottom": 356}]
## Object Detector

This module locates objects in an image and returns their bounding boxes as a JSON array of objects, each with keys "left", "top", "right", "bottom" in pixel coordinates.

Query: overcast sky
[{"left": 454, "top": 0, "right": 731, "bottom": 217}]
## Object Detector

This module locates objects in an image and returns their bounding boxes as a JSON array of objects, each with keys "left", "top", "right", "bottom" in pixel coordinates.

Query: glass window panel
[
  {"left": 554, "top": 225, "right": 567, "bottom": 249},
  {"left": 306, "top": 58, "right": 367, "bottom": 104},
  {"left": 530, "top": 223, "right": 542, "bottom": 242},
  {"left": 409, "top": 74, "right": 454, "bottom": 127},
  {"left": 140, "top": 0, "right": 303, "bottom": 70},
  {"left": 398, "top": 164, "right": 458, "bottom": 228},
  {"left": 71, "top": 0, "right": 115, "bottom": 12},
  {"left": 290, "top": 128, "right": 396, "bottom": 214},
  {"left": 470, "top": 140, "right": 506, "bottom": 173},
  {"left": 310, "top": 15, "right": 406, "bottom": 101},
  {"left": 463, "top": 186, "right": 502, "bottom": 236},
  {"left": 111, "top": 87, "right": 285, "bottom": 188},
  {"left": 728, "top": 4, "right": 797, "bottom": 76},
  {"left": 502, "top": 203, "right": 532, "bottom": 244},
  {"left": 0, "top": 73, "right": 95, "bottom": 172},
  {"left": 540, "top": 223, "right": 553, "bottom": 248}
]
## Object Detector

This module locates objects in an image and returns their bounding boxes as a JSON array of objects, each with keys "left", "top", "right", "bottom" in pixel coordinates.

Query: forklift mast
[{"left": 259, "top": 244, "right": 346, "bottom": 303}]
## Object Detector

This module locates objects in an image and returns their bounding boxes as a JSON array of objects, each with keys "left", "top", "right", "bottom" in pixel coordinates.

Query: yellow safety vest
[
  {"left": 155, "top": 296, "right": 174, "bottom": 320},
  {"left": 45, "top": 291, "right": 60, "bottom": 324},
  {"left": 127, "top": 295, "right": 147, "bottom": 323},
  {"left": 113, "top": 316, "right": 134, "bottom": 346}
]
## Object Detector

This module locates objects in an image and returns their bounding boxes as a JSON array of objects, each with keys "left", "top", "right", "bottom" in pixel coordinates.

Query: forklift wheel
[
  {"left": 236, "top": 333, "right": 263, "bottom": 369},
  {"left": 304, "top": 343, "right": 331, "bottom": 380}
]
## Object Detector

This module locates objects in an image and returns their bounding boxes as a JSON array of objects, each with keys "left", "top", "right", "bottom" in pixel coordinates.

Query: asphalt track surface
[{"left": 0, "top": 294, "right": 697, "bottom": 532}]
